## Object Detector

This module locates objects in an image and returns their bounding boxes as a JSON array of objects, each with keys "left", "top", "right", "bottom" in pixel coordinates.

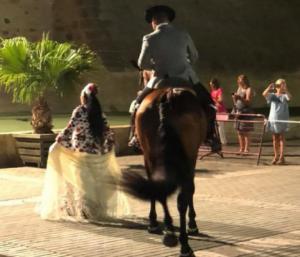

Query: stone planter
[{"left": 13, "top": 133, "right": 56, "bottom": 168}]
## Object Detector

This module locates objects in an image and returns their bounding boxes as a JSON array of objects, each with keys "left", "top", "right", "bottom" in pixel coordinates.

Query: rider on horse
[{"left": 129, "top": 5, "right": 219, "bottom": 149}]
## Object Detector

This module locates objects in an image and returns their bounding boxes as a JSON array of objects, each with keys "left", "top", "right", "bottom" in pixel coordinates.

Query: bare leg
[
  {"left": 244, "top": 132, "right": 250, "bottom": 152},
  {"left": 272, "top": 134, "right": 277, "bottom": 157},
  {"left": 272, "top": 134, "right": 279, "bottom": 164},
  {"left": 238, "top": 132, "right": 244, "bottom": 153},
  {"left": 279, "top": 134, "right": 285, "bottom": 158},
  {"left": 278, "top": 133, "right": 286, "bottom": 164},
  {"left": 276, "top": 134, "right": 280, "bottom": 153}
]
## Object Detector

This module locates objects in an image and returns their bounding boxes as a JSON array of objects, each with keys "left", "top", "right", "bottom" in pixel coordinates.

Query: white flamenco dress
[
  {"left": 37, "top": 106, "right": 130, "bottom": 222},
  {"left": 37, "top": 143, "right": 130, "bottom": 222}
]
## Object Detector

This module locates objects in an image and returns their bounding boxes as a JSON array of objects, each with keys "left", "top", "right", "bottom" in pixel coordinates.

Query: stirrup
[{"left": 128, "top": 136, "right": 140, "bottom": 148}]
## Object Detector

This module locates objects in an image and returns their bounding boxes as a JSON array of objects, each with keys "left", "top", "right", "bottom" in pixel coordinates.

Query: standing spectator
[
  {"left": 232, "top": 74, "right": 254, "bottom": 154},
  {"left": 209, "top": 78, "right": 227, "bottom": 145},
  {"left": 262, "top": 79, "right": 291, "bottom": 165}
]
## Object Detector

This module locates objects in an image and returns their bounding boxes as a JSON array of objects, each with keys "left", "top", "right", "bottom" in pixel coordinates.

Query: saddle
[
  {"left": 152, "top": 77, "right": 196, "bottom": 96},
  {"left": 152, "top": 76, "right": 193, "bottom": 88}
]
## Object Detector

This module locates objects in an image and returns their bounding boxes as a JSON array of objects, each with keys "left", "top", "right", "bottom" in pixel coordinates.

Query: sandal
[
  {"left": 277, "top": 157, "right": 286, "bottom": 165},
  {"left": 236, "top": 149, "right": 244, "bottom": 155},
  {"left": 271, "top": 157, "right": 279, "bottom": 165}
]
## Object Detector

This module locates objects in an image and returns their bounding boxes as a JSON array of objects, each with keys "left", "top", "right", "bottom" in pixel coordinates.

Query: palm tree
[{"left": 0, "top": 34, "right": 96, "bottom": 133}]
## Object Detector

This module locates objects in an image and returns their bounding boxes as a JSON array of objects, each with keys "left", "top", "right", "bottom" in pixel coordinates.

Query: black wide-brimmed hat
[{"left": 145, "top": 5, "right": 176, "bottom": 23}]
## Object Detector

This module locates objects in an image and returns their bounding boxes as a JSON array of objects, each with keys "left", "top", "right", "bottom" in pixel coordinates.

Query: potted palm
[{"left": 0, "top": 34, "right": 96, "bottom": 167}]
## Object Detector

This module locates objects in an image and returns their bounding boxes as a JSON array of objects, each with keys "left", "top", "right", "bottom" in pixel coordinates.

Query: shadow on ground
[{"left": 55, "top": 217, "right": 290, "bottom": 253}]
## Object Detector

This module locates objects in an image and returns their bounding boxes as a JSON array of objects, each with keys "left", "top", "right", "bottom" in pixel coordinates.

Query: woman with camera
[{"left": 262, "top": 79, "right": 291, "bottom": 165}]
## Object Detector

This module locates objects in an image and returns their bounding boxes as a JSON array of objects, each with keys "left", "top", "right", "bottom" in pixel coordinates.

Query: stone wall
[
  {"left": 51, "top": 0, "right": 300, "bottom": 72},
  {"left": 51, "top": 0, "right": 300, "bottom": 111},
  {"left": 0, "top": 0, "right": 53, "bottom": 41},
  {"left": 0, "top": 0, "right": 53, "bottom": 114},
  {"left": 1, "top": 0, "right": 300, "bottom": 114}
]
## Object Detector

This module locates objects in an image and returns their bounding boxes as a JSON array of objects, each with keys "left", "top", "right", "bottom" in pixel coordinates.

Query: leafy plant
[
  {"left": 0, "top": 34, "right": 96, "bottom": 103},
  {"left": 0, "top": 34, "right": 96, "bottom": 133}
]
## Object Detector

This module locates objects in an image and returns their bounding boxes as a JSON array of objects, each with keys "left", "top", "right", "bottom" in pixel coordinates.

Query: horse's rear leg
[
  {"left": 177, "top": 182, "right": 195, "bottom": 257},
  {"left": 148, "top": 199, "right": 161, "bottom": 234},
  {"left": 187, "top": 179, "right": 199, "bottom": 235},
  {"left": 161, "top": 198, "right": 178, "bottom": 247},
  {"left": 145, "top": 159, "right": 161, "bottom": 234}
]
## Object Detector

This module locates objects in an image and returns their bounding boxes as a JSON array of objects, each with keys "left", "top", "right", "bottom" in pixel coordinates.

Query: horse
[{"left": 121, "top": 81, "right": 208, "bottom": 257}]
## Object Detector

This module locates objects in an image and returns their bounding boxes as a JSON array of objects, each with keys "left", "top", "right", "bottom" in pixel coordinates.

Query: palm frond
[{"left": 0, "top": 34, "right": 96, "bottom": 104}]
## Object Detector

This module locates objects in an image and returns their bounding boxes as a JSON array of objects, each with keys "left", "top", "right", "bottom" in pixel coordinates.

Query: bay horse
[{"left": 122, "top": 82, "right": 208, "bottom": 257}]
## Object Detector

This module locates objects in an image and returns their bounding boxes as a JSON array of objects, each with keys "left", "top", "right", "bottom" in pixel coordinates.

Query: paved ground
[{"left": 0, "top": 153, "right": 299, "bottom": 257}]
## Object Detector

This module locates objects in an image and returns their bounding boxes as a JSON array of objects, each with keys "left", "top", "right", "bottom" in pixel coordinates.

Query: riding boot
[
  {"left": 129, "top": 87, "right": 154, "bottom": 148},
  {"left": 128, "top": 106, "right": 140, "bottom": 148},
  {"left": 128, "top": 123, "right": 136, "bottom": 145},
  {"left": 193, "top": 82, "right": 214, "bottom": 106},
  {"left": 128, "top": 108, "right": 136, "bottom": 146}
]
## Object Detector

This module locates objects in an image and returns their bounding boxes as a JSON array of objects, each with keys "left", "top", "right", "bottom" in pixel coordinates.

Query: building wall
[
  {"left": 0, "top": 0, "right": 53, "bottom": 114},
  {"left": 0, "top": 0, "right": 300, "bottom": 115},
  {"left": 51, "top": 0, "right": 300, "bottom": 72},
  {"left": 51, "top": 0, "right": 300, "bottom": 111},
  {"left": 0, "top": 0, "right": 53, "bottom": 40}
]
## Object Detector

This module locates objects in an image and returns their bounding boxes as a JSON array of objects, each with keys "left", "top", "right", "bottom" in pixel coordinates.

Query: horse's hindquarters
[
  {"left": 173, "top": 112, "right": 206, "bottom": 162},
  {"left": 136, "top": 87, "right": 207, "bottom": 165},
  {"left": 124, "top": 87, "right": 208, "bottom": 257}
]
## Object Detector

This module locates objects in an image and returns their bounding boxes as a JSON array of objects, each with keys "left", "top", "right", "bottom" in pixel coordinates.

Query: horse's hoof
[
  {"left": 187, "top": 227, "right": 199, "bottom": 236},
  {"left": 180, "top": 249, "right": 195, "bottom": 257},
  {"left": 148, "top": 225, "right": 162, "bottom": 234},
  {"left": 163, "top": 233, "right": 178, "bottom": 247}
]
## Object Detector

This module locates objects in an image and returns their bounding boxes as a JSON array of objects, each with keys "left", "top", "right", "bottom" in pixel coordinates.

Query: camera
[{"left": 271, "top": 84, "right": 275, "bottom": 90}]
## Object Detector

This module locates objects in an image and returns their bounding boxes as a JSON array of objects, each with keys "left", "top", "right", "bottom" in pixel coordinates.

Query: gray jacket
[{"left": 138, "top": 23, "right": 199, "bottom": 88}]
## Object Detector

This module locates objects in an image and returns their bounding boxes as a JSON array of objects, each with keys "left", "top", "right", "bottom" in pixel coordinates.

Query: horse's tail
[
  {"left": 121, "top": 90, "right": 193, "bottom": 201},
  {"left": 121, "top": 170, "right": 178, "bottom": 201}
]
